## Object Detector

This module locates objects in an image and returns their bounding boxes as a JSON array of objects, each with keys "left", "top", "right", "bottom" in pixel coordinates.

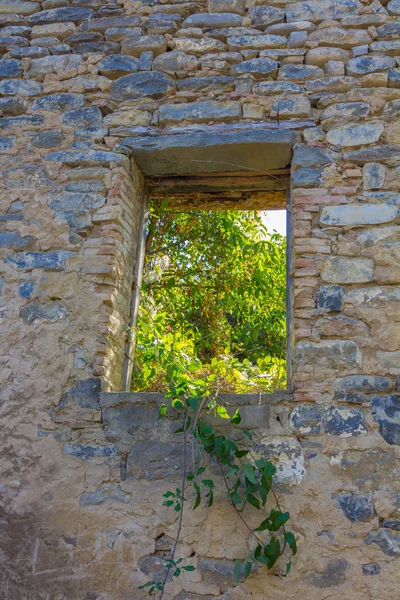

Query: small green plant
[{"left": 136, "top": 322, "right": 297, "bottom": 598}]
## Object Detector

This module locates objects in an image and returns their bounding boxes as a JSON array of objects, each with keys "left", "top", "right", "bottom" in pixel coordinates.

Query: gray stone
[
  {"left": 0, "top": 115, "right": 43, "bottom": 130},
  {"left": 30, "top": 129, "right": 64, "bottom": 148},
  {"left": 0, "top": 58, "right": 21, "bottom": 78},
  {"left": 231, "top": 57, "right": 277, "bottom": 78},
  {"left": 227, "top": 34, "right": 286, "bottom": 51},
  {"left": 0, "top": 79, "right": 42, "bottom": 96},
  {"left": 0, "top": 0, "right": 40, "bottom": 15},
  {"left": 64, "top": 443, "right": 119, "bottom": 462},
  {"left": 320, "top": 102, "right": 371, "bottom": 124},
  {"left": 177, "top": 76, "right": 235, "bottom": 92},
  {"left": 266, "top": 21, "right": 316, "bottom": 36},
  {"left": 293, "top": 145, "right": 336, "bottom": 168},
  {"left": 320, "top": 203, "right": 396, "bottom": 227},
  {"left": 344, "top": 145, "right": 400, "bottom": 164},
  {"left": 49, "top": 192, "right": 106, "bottom": 215},
  {"left": 80, "top": 484, "right": 130, "bottom": 507},
  {"left": 294, "top": 340, "right": 360, "bottom": 370},
  {"left": 0, "top": 135, "right": 16, "bottom": 152},
  {"left": 270, "top": 96, "right": 311, "bottom": 119},
  {"left": 252, "top": 436, "right": 306, "bottom": 485},
  {"left": 3, "top": 165, "right": 52, "bottom": 189},
  {"left": 153, "top": 50, "right": 198, "bottom": 75},
  {"left": 334, "top": 391, "right": 370, "bottom": 405},
  {"left": 305, "top": 76, "right": 358, "bottom": 93},
  {"left": 18, "top": 281, "right": 34, "bottom": 299},
  {"left": 182, "top": 12, "right": 242, "bottom": 28},
  {"left": 384, "top": 99, "right": 400, "bottom": 120},
  {"left": 382, "top": 520, "right": 400, "bottom": 530},
  {"left": 20, "top": 301, "right": 68, "bottom": 325},
  {"left": 0, "top": 231, "right": 34, "bottom": 250},
  {"left": 70, "top": 377, "right": 102, "bottom": 409},
  {"left": 327, "top": 123, "right": 384, "bottom": 147},
  {"left": 6, "top": 250, "right": 74, "bottom": 270},
  {"left": 127, "top": 441, "right": 184, "bottom": 480},
  {"left": 105, "top": 27, "right": 142, "bottom": 42},
  {"left": 253, "top": 81, "right": 304, "bottom": 95},
  {"left": 364, "top": 529, "right": 400, "bottom": 556},
  {"left": 248, "top": 5, "right": 284, "bottom": 28},
  {"left": 362, "top": 163, "right": 387, "bottom": 190},
  {"left": 377, "top": 22, "right": 400, "bottom": 38},
  {"left": 51, "top": 43, "right": 72, "bottom": 55},
  {"left": 346, "top": 55, "right": 396, "bottom": 76},
  {"left": 387, "top": 0, "right": 400, "bottom": 14},
  {"left": 45, "top": 149, "right": 127, "bottom": 165},
  {"left": 333, "top": 493, "right": 374, "bottom": 522},
  {"left": 206, "top": 26, "right": 260, "bottom": 42},
  {"left": 288, "top": 31, "right": 307, "bottom": 48},
  {"left": 10, "top": 46, "right": 49, "bottom": 58},
  {"left": 370, "top": 41, "right": 400, "bottom": 56},
  {"left": 388, "top": 69, "right": 400, "bottom": 89},
  {"left": 322, "top": 406, "right": 367, "bottom": 436},
  {"left": 310, "top": 560, "right": 349, "bottom": 589},
  {"left": 28, "top": 54, "right": 82, "bottom": 77},
  {"left": 121, "top": 35, "right": 166, "bottom": 58},
  {"left": 278, "top": 64, "right": 323, "bottom": 81},
  {"left": 362, "top": 563, "right": 381, "bottom": 576},
  {"left": 31, "top": 93, "right": 85, "bottom": 111},
  {"left": 286, "top": 0, "right": 362, "bottom": 23},
  {"left": 159, "top": 100, "right": 240, "bottom": 124},
  {"left": 0, "top": 34, "right": 28, "bottom": 49},
  {"left": 97, "top": 53, "right": 139, "bottom": 78},
  {"left": 29, "top": 36, "right": 59, "bottom": 48},
  {"left": 111, "top": 71, "right": 175, "bottom": 101},
  {"left": 198, "top": 559, "right": 241, "bottom": 587},
  {"left": 80, "top": 15, "right": 140, "bottom": 33},
  {"left": 61, "top": 106, "right": 103, "bottom": 129},
  {"left": 73, "top": 41, "right": 120, "bottom": 55},
  {"left": 321, "top": 256, "right": 374, "bottom": 284},
  {"left": 209, "top": 0, "right": 246, "bottom": 15},
  {"left": 334, "top": 375, "right": 393, "bottom": 394},
  {"left": 139, "top": 51, "right": 153, "bottom": 71},
  {"left": 27, "top": 7, "right": 94, "bottom": 25},
  {"left": 290, "top": 405, "right": 322, "bottom": 434},
  {"left": 308, "top": 27, "right": 371, "bottom": 49},
  {"left": 292, "top": 167, "right": 323, "bottom": 188},
  {"left": 372, "top": 395, "right": 400, "bottom": 445},
  {"left": 317, "top": 285, "right": 344, "bottom": 312}
]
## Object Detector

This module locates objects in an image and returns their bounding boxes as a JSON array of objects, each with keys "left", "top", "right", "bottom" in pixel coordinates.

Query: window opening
[{"left": 130, "top": 200, "right": 288, "bottom": 395}]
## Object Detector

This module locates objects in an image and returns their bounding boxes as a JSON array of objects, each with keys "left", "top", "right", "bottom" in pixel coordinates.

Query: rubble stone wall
[{"left": 1, "top": 0, "right": 400, "bottom": 598}]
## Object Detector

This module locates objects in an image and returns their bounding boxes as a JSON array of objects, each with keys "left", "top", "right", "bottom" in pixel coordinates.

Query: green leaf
[
  {"left": 246, "top": 493, "right": 260, "bottom": 510},
  {"left": 234, "top": 560, "right": 242, "bottom": 586},
  {"left": 254, "top": 517, "right": 272, "bottom": 532},
  {"left": 231, "top": 409, "right": 241, "bottom": 424},
  {"left": 285, "top": 561, "right": 292, "bottom": 576},
  {"left": 163, "top": 500, "right": 174, "bottom": 507},
  {"left": 187, "top": 397, "right": 198, "bottom": 411},
  {"left": 186, "top": 472, "right": 194, "bottom": 481},
  {"left": 201, "top": 479, "right": 214, "bottom": 489},
  {"left": 216, "top": 406, "right": 230, "bottom": 419},
  {"left": 174, "top": 502, "right": 181, "bottom": 512},
  {"left": 207, "top": 491, "right": 214, "bottom": 507},
  {"left": 196, "top": 466, "right": 206, "bottom": 476},
  {"left": 163, "top": 491, "right": 175, "bottom": 498},
  {"left": 244, "top": 561, "right": 252, "bottom": 581},
  {"left": 182, "top": 565, "right": 196, "bottom": 572},
  {"left": 243, "top": 463, "right": 257, "bottom": 485},
  {"left": 285, "top": 531, "right": 297, "bottom": 555},
  {"left": 243, "top": 430, "right": 253, "bottom": 440},
  {"left": 158, "top": 403, "right": 166, "bottom": 420},
  {"left": 173, "top": 568, "right": 181, "bottom": 577},
  {"left": 272, "top": 511, "right": 290, "bottom": 531},
  {"left": 193, "top": 482, "right": 201, "bottom": 510},
  {"left": 235, "top": 450, "right": 249, "bottom": 459}
]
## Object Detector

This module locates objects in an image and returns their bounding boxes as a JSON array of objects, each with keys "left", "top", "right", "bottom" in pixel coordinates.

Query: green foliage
[{"left": 132, "top": 202, "right": 286, "bottom": 394}]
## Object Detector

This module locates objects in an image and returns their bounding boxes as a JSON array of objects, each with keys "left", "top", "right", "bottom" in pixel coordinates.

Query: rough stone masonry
[{"left": 0, "top": 0, "right": 400, "bottom": 598}]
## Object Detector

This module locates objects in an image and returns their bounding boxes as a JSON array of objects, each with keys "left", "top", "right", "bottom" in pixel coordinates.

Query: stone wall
[{"left": 1, "top": 0, "right": 400, "bottom": 598}]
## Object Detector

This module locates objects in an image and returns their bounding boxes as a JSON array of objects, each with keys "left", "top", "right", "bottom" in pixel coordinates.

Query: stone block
[
  {"left": 362, "top": 564, "right": 381, "bottom": 576},
  {"left": 372, "top": 394, "right": 400, "bottom": 445},
  {"left": 18, "top": 281, "right": 34, "bottom": 298},
  {"left": 127, "top": 441, "right": 184, "bottom": 480},
  {"left": 292, "top": 145, "right": 336, "bottom": 168},
  {"left": 121, "top": 35, "right": 166, "bottom": 57},
  {"left": 333, "top": 493, "right": 375, "bottom": 522},
  {"left": 0, "top": 0, "right": 40, "bottom": 15},
  {"left": 294, "top": 340, "right": 360, "bottom": 370},
  {"left": 61, "top": 106, "right": 103, "bottom": 128},
  {"left": 0, "top": 79, "right": 42, "bottom": 96},
  {"left": 327, "top": 123, "right": 384, "bottom": 147},
  {"left": 308, "top": 27, "right": 371, "bottom": 49},
  {"left": 0, "top": 231, "right": 34, "bottom": 250},
  {"left": 80, "top": 484, "right": 130, "bottom": 507},
  {"left": 31, "top": 93, "right": 85, "bottom": 111},
  {"left": 209, "top": 0, "right": 246, "bottom": 15},
  {"left": 290, "top": 405, "right": 322, "bottom": 434},
  {"left": 0, "top": 34, "right": 28, "bottom": 49},
  {"left": 322, "top": 406, "right": 367, "bottom": 436},
  {"left": 321, "top": 256, "right": 374, "bottom": 284},
  {"left": 320, "top": 203, "right": 396, "bottom": 227},
  {"left": 387, "top": 0, "right": 400, "bottom": 15},
  {"left": 80, "top": 15, "right": 141, "bottom": 33},
  {"left": 0, "top": 58, "right": 21, "bottom": 78},
  {"left": 0, "top": 135, "right": 16, "bottom": 152},
  {"left": 30, "top": 129, "right": 64, "bottom": 148},
  {"left": 28, "top": 54, "right": 82, "bottom": 77},
  {"left": 286, "top": 0, "right": 362, "bottom": 23},
  {"left": 0, "top": 114, "right": 43, "bottom": 130},
  {"left": 73, "top": 41, "right": 120, "bottom": 55},
  {"left": 324, "top": 61, "right": 345, "bottom": 76},
  {"left": 153, "top": 50, "right": 198, "bottom": 75},
  {"left": 292, "top": 167, "right": 323, "bottom": 188},
  {"left": 105, "top": 27, "right": 142, "bottom": 42},
  {"left": 278, "top": 64, "right": 323, "bottom": 80},
  {"left": 317, "top": 284, "right": 344, "bottom": 312},
  {"left": 178, "top": 76, "right": 235, "bottom": 92},
  {"left": 45, "top": 149, "right": 127, "bottom": 165},
  {"left": 364, "top": 529, "right": 400, "bottom": 556},
  {"left": 27, "top": 7, "right": 94, "bottom": 25},
  {"left": 370, "top": 41, "right": 400, "bottom": 56},
  {"left": 346, "top": 55, "right": 396, "bottom": 76},
  {"left": 139, "top": 51, "right": 153, "bottom": 71},
  {"left": 96, "top": 54, "right": 139, "bottom": 78},
  {"left": 253, "top": 81, "right": 303, "bottom": 95},
  {"left": 320, "top": 102, "right": 371, "bottom": 125},
  {"left": 0, "top": 97, "right": 26, "bottom": 115},
  {"left": 20, "top": 301, "right": 68, "bottom": 325},
  {"left": 10, "top": 46, "right": 49, "bottom": 58},
  {"left": 159, "top": 100, "right": 241, "bottom": 124},
  {"left": 248, "top": 5, "right": 284, "bottom": 28},
  {"left": 362, "top": 163, "right": 387, "bottom": 190},
  {"left": 174, "top": 37, "right": 226, "bottom": 55},
  {"left": 64, "top": 443, "right": 119, "bottom": 462},
  {"left": 70, "top": 378, "right": 102, "bottom": 409},
  {"left": 334, "top": 375, "right": 393, "bottom": 394},
  {"left": 232, "top": 57, "right": 278, "bottom": 78},
  {"left": 270, "top": 96, "right": 311, "bottom": 119},
  {"left": 305, "top": 76, "right": 358, "bottom": 93},
  {"left": 3, "top": 165, "right": 52, "bottom": 189},
  {"left": 111, "top": 71, "right": 175, "bottom": 100},
  {"left": 6, "top": 250, "right": 74, "bottom": 270},
  {"left": 310, "top": 560, "right": 349, "bottom": 589},
  {"left": 182, "top": 12, "right": 242, "bottom": 28},
  {"left": 227, "top": 34, "right": 286, "bottom": 51},
  {"left": 252, "top": 436, "right": 306, "bottom": 485},
  {"left": 288, "top": 31, "right": 307, "bottom": 48}
]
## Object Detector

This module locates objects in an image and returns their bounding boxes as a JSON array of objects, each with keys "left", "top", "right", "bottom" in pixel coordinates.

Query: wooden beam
[{"left": 150, "top": 190, "right": 287, "bottom": 211}]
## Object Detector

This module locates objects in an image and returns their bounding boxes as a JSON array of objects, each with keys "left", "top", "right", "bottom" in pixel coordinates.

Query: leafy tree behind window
[{"left": 132, "top": 202, "right": 286, "bottom": 393}]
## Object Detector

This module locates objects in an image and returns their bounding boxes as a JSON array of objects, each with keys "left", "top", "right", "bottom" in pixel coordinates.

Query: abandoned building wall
[{"left": 0, "top": 0, "right": 400, "bottom": 598}]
